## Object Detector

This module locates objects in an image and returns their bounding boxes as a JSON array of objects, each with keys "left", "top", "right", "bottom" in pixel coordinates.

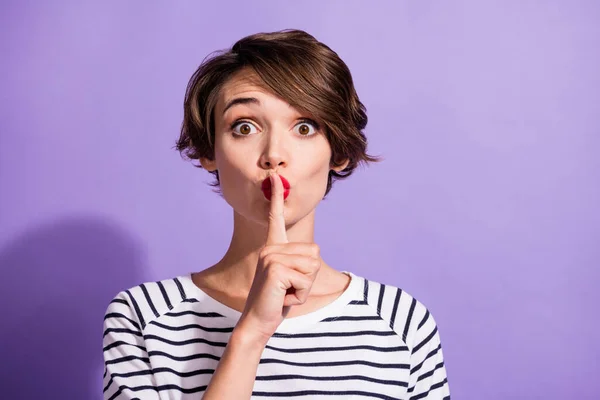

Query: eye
[
  {"left": 294, "top": 119, "right": 319, "bottom": 137},
  {"left": 231, "top": 121, "right": 258, "bottom": 136}
]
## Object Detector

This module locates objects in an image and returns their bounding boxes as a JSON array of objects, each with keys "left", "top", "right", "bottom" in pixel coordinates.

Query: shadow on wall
[{"left": 0, "top": 216, "right": 146, "bottom": 400}]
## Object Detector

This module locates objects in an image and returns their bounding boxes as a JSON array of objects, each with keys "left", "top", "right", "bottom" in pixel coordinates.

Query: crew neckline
[{"left": 180, "top": 271, "right": 363, "bottom": 333}]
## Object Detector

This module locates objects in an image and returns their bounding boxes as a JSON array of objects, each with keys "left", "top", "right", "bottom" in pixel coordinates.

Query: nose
[{"left": 259, "top": 135, "right": 288, "bottom": 170}]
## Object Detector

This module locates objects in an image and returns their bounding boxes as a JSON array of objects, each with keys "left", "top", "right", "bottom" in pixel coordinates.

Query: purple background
[{"left": 1, "top": 1, "right": 599, "bottom": 399}]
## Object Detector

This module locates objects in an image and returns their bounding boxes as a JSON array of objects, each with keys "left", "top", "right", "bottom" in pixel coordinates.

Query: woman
[{"left": 103, "top": 29, "right": 451, "bottom": 400}]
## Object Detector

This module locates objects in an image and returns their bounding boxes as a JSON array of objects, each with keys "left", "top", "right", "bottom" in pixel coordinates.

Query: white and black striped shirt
[{"left": 102, "top": 271, "right": 451, "bottom": 399}]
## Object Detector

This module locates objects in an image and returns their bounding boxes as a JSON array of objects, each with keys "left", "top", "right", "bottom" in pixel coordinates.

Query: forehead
[
  {"left": 219, "top": 69, "right": 270, "bottom": 102},
  {"left": 215, "top": 69, "right": 298, "bottom": 114}
]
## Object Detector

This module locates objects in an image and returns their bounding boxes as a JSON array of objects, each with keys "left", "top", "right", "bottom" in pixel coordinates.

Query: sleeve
[
  {"left": 406, "top": 310, "right": 451, "bottom": 400},
  {"left": 102, "top": 290, "right": 160, "bottom": 400}
]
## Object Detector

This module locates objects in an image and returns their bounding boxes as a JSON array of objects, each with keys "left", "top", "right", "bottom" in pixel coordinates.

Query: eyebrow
[{"left": 222, "top": 97, "right": 260, "bottom": 115}]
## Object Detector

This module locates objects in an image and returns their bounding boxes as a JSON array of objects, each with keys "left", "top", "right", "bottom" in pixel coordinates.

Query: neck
[{"left": 212, "top": 208, "right": 317, "bottom": 295}]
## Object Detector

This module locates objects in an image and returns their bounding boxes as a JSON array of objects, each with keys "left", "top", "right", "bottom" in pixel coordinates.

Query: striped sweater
[{"left": 102, "top": 271, "right": 451, "bottom": 399}]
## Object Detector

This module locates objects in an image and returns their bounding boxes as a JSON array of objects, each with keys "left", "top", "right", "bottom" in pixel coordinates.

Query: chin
[
  {"left": 238, "top": 196, "right": 298, "bottom": 226},
  {"left": 226, "top": 185, "right": 322, "bottom": 226}
]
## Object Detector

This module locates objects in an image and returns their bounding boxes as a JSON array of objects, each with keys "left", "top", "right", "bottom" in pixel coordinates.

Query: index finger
[{"left": 266, "top": 172, "right": 288, "bottom": 244}]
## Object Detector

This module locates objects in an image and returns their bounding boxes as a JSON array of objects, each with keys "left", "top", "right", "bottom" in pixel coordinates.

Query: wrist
[{"left": 231, "top": 319, "right": 271, "bottom": 349}]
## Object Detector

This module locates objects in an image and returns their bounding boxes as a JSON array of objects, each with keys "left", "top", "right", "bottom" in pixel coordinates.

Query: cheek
[
  {"left": 214, "top": 137, "right": 245, "bottom": 175},
  {"left": 213, "top": 142, "right": 254, "bottom": 197},
  {"left": 308, "top": 140, "right": 333, "bottom": 175},
  {"left": 301, "top": 147, "right": 332, "bottom": 191},
  {"left": 216, "top": 158, "right": 247, "bottom": 190},
  {"left": 307, "top": 159, "right": 331, "bottom": 181}
]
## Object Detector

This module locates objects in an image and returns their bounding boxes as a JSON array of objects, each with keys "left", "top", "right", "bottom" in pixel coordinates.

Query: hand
[{"left": 236, "top": 172, "right": 321, "bottom": 344}]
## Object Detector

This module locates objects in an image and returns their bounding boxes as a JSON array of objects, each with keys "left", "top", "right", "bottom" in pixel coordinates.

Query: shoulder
[
  {"left": 104, "top": 275, "right": 196, "bottom": 331},
  {"left": 357, "top": 274, "right": 442, "bottom": 347}
]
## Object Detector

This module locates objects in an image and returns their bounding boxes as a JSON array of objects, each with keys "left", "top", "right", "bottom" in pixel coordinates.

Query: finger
[
  {"left": 261, "top": 243, "right": 320, "bottom": 259},
  {"left": 265, "top": 254, "right": 321, "bottom": 275},
  {"left": 266, "top": 172, "right": 288, "bottom": 245},
  {"left": 280, "top": 269, "right": 314, "bottom": 306}
]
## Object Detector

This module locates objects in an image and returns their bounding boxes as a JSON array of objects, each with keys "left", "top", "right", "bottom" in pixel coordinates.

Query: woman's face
[{"left": 201, "top": 69, "right": 347, "bottom": 227}]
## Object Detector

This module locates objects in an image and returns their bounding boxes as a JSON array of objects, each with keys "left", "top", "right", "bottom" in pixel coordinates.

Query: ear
[
  {"left": 199, "top": 157, "right": 218, "bottom": 172},
  {"left": 330, "top": 158, "right": 350, "bottom": 173}
]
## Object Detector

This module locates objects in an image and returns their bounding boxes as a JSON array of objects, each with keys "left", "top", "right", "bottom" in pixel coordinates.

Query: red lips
[{"left": 261, "top": 175, "right": 290, "bottom": 201}]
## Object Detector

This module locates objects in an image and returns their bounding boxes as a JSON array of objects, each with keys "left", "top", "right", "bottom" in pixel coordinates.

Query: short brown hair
[{"left": 175, "top": 29, "right": 380, "bottom": 196}]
